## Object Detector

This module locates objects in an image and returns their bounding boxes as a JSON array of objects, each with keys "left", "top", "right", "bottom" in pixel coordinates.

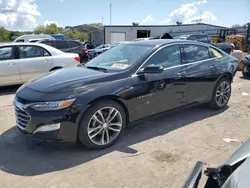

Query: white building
[{"left": 90, "top": 23, "right": 227, "bottom": 45}]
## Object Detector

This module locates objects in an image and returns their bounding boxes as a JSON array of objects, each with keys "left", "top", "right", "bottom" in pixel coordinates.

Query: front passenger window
[{"left": 144, "top": 45, "right": 181, "bottom": 69}]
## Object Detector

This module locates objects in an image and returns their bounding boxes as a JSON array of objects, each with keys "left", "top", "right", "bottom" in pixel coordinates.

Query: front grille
[{"left": 15, "top": 105, "right": 31, "bottom": 130}]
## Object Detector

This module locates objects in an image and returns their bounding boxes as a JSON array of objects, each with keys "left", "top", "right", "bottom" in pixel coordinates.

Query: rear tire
[
  {"left": 209, "top": 78, "right": 231, "bottom": 110},
  {"left": 242, "top": 65, "right": 250, "bottom": 77},
  {"left": 78, "top": 100, "right": 126, "bottom": 149}
]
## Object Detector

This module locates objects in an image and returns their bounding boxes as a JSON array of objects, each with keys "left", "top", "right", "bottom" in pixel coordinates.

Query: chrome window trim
[{"left": 132, "top": 42, "right": 221, "bottom": 77}]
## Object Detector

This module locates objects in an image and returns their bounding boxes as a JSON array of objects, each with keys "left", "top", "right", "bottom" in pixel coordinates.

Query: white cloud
[
  {"left": 44, "top": 20, "right": 58, "bottom": 27},
  {"left": 197, "top": 11, "right": 216, "bottom": 21},
  {"left": 141, "top": 15, "right": 154, "bottom": 24},
  {"left": 160, "top": 0, "right": 216, "bottom": 24},
  {"left": 0, "top": 0, "right": 40, "bottom": 30},
  {"left": 197, "top": 0, "right": 207, "bottom": 5}
]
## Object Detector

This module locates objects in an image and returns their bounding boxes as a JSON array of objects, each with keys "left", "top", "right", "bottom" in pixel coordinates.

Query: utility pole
[
  {"left": 110, "top": 3, "right": 112, "bottom": 25},
  {"left": 191, "top": 19, "right": 203, "bottom": 32},
  {"left": 101, "top": 17, "right": 104, "bottom": 25}
]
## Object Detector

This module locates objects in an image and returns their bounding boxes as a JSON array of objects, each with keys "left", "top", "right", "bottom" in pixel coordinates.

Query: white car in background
[{"left": 0, "top": 43, "right": 80, "bottom": 86}]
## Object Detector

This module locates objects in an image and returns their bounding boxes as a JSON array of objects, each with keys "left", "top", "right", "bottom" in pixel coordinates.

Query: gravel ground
[{"left": 0, "top": 72, "right": 250, "bottom": 188}]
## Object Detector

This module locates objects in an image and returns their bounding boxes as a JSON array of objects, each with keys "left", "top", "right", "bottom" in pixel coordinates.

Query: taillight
[
  {"left": 74, "top": 56, "right": 80, "bottom": 63},
  {"left": 83, "top": 48, "right": 88, "bottom": 52}
]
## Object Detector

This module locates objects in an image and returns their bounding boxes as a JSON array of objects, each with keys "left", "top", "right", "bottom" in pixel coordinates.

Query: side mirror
[{"left": 137, "top": 65, "right": 164, "bottom": 75}]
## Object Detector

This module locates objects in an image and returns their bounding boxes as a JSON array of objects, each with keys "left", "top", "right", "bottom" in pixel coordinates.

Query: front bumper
[{"left": 14, "top": 98, "right": 80, "bottom": 142}]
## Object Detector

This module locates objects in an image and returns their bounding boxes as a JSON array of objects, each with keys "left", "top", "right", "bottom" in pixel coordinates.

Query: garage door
[{"left": 110, "top": 33, "right": 126, "bottom": 44}]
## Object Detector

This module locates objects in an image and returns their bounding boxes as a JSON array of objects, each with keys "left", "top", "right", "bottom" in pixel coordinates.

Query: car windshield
[{"left": 86, "top": 44, "right": 152, "bottom": 70}]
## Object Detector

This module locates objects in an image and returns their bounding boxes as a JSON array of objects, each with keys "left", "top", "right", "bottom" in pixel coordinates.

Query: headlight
[{"left": 30, "top": 99, "right": 76, "bottom": 111}]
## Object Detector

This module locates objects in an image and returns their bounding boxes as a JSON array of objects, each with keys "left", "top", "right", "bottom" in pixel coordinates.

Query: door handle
[
  {"left": 211, "top": 65, "right": 222, "bottom": 70},
  {"left": 211, "top": 65, "right": 217, "bottom": 70},
  {"left": 177, "top": 72, "right": 186, "bottom": 77},
  {"left": 8, "top": 62, "right": 17, "bottom": 66}
]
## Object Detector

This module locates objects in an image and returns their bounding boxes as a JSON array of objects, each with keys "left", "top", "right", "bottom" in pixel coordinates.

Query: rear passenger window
[
  {"left": 69, "top": 41, "right": 80, "bottom": 48},
  {"left": 0, "top": 47, "right": 13, "bottom": 60},
  {"left": 55, "top": 41, "right": 69, "bottom": 49},
  {"left": 210, "top": 48, "right": 223, "bottom": 58},
  {"left": 183, "top": 44, "right": 210, "bottom": 63},
  {"left": 42, "top": 41, "right": 54, "bottom": 47}
]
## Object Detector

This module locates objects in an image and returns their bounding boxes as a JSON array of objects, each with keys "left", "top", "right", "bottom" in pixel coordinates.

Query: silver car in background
[{"left": 0, "top": 43, "right": 80, "bottom": 86}]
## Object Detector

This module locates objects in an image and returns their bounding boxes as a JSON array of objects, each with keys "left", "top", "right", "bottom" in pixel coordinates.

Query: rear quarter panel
[{"left": 49, "top": 54, "right": 79, "bottom": 69}]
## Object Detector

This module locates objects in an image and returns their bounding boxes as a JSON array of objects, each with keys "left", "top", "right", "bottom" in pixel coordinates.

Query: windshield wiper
[{"left": 86, "top": 66, "right": 108, "bottom": 72}]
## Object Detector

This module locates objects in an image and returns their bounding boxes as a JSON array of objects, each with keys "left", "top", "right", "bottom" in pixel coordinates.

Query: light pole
[
  {"left": 191, "top": 19, "right": 203, "bottom": 32},
  {"left": 110, "top": 3, "right": 112, "bottom": 25}
]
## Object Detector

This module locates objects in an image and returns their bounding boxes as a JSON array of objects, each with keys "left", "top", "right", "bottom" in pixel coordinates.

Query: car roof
[
  {"left": 127, "top": 39, "right": 211, "bottom": 47},
  {"left": 176, "top": 33, "right": 209, "bottom": 38},
  {"left": 0, "top": 42, "right": 51, "bottom": 47}
]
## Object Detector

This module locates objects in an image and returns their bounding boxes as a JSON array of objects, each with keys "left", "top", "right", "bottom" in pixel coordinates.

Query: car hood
[
  {"left": 24, "top": 66, "right": 115, "bottom": 93},
  {"left": 222, "top": 156, "right": 250, "bottom": 188},
  {"left": 224, "top": 139, "right": 250, "bottom": 166}
]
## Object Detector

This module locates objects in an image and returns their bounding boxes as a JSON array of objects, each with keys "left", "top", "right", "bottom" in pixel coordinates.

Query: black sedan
[{"left": 14, "top": 40, "right": 238, "bottom": 149}]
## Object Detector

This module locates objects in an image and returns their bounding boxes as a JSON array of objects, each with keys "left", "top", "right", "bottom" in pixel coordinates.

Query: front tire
[
  {"left": 209, "top": 78, "right": 231, "bottom": 110},
  {"left": 78, "top": 100, "right": 126, "bottom": 149},
  {"left": 242, "top": 65, "right": 250, "bottom": 77}
]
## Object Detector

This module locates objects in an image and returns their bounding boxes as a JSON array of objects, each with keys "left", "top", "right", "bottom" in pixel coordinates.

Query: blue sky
[{"left": 0, "top": 0, "right": 250, "bottom": 30}]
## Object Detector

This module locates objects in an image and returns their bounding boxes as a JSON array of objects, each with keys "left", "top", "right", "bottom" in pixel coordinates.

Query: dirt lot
[{"left": 0, "top": 72, "right": 250, "bottom": 188}]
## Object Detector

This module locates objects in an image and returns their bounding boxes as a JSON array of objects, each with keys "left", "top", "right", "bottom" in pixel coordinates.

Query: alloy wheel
[
  {"left": 87, "top": 107, "right": 123, "bottom": 145},
  {"left": 215, "top": 81, "right": 231, "bottom": 107}
]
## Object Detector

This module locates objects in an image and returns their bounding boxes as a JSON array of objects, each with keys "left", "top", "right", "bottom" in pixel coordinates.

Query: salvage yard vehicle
[
  {"left": 0, "top": 43, "right": 80, "bottom": 86},
  {"left": 174, "top": 34, "right": 212, "bottom": 44},
  {"left": 14, "top": 40, "right": 238, "bottom": 149},
  {"left": 87, "top": 44, "right": 111, "bottom": 60},
  {"left": 13, "top": 34, "right": 54, "bottom": 42},
  {"left": 38, "top": 39, "right": 88, "bottom": 63},
  {"left": 242, "top": 54, "right": 250, "bottom": 77},
  {"left": 183, "top": 138, "right": 250, "bottom": 188}
]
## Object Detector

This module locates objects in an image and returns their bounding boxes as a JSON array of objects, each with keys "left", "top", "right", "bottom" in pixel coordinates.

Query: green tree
[
  {"left": 46, "top": 24, "right": 59, "bottom": 34},
  {"left": 34, "top": 25, "right": 46, "bottom": 34},
  {"left": 0, "top": 27, "right": 10, "bottom": 42},
  {"left": 64, "top": 29, "right": 89, "bottom": 41},
  {"left": 89, "top": 23, "right": 103, "bottom": 28}
]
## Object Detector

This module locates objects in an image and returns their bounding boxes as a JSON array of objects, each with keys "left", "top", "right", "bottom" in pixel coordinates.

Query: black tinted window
[
  {"left": 0, "top": 47, "right": 13, "bottom": 60},
  {"left": 55, "top": 41, "right": 69, "bottom": 49},
  {"left": 183, "top": 44, "right": 210, "bottom": 63},
  {"left": 19, "top": 46, "right": 50, "bottom": 59},
  {"left": 69, "top": 41, "right": 80, "bottom": 48},
  {"left": 196, "top": 35, "right": 209, "bottom": 43},
  {"left": 144, "top": 45, "right": 181, "bottom": 68},
  {"left": 187, "top": 35, "right": 197, "bottom": 40},
  {"left": 42, "top": 41, "right": 54, "bottom": 47}
]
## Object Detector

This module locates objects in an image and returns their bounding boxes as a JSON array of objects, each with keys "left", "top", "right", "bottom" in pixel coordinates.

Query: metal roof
[{"left": 104, "top": 23, "right": 227, "bottom": 29}]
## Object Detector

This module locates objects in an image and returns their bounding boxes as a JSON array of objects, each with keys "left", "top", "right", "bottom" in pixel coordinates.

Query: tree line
[{"left": 0, "top": 23, "right": 102, "bottom": 42}]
